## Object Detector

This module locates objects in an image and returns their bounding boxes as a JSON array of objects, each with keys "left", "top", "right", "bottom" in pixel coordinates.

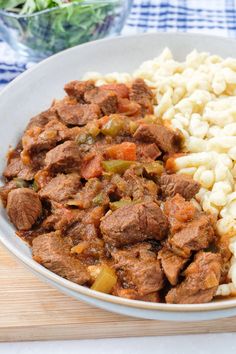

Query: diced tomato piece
[
  {"left": 100, "top": 83, "right": 129, "bottom": 98},
  {"left": 81, "top": 153, "right": 103, "bottom": 179},
  {"left": 105, "top": 142, "right": 137, "bottom": 161}
]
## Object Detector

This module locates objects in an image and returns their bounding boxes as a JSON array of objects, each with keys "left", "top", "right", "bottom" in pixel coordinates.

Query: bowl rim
[
  {"left": 0, "top": 0, "right": 125, "bottom": 19},
  {"left": 1, "top": 31, "right": 236, "bottom": 313}
]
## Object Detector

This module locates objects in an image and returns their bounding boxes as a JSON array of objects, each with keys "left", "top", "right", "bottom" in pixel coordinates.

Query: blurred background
[{"left": 0, "top": 0, "right": 235, "bottom": 88}]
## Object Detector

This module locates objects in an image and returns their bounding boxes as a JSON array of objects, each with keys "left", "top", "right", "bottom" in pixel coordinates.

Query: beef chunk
[
  {"left": 26, "top": 109, "right": 56, "bottom": 130},
  {"left": 113, "top": 286, "right": 159, "bottom": 302},
  {"left": 29, "top": 151, "right": 47, "bottom": 170},
  {"left": 43, "top": 204, "right": 104, "bottom": 262},
  {"left": 42, "top": 206, "right": 84, "bottom": 234},
  {"left": 112, "top": 243, "right": 164, "bottom": 295},
  {"left": 170, "top": 213, "right": 215, "bottom": 258},
  {"left": 66, "top": 206, "right": 104, "bottom": 244},
  {"left": 7, "top": 188, "right": 42, "bottom": 230},
  {"left": 216, "top": 234, "right": 232, "bottom": 265},
  {"left": 166, "top": 252, "right": 221, "bottom": 304},
  {"left": 158, "top": 247, "right": 188, "bottom": 286},
  {"left": 39, "top": 173, "right": 81, "bottom": 203},
  {"left": 164, "top": 194, "right": 215, "bottom": 258},
  {"left": 84, "top": 88, "right": 118, "bottom": 115},
  {"left": 123, "top": 168, "right": 158, "bottom": 202},
  {"left": 22, "top": 119, "right": 72, "bottom": 155},
  {"left": 164, "top": 194, "right": 197, "bottom": 234},
  {"left": 134, "top": 123, "right": 182, "bottom": 154},
  {"left": 64, "top": 80, "right": 95, "bottom": 100},
  {"left": 69, "top": 178, "right": 102, "bottom": 209},
  {"left": 3, "top": 156, "right": 37, "bottom": 180},
  {"left": 44, "top": 205, "right": 105, "bottom": 263},
  {"left": 17, "top": 227, "right": 48, "bottom": 246},
  {"left": 56, "top": 102, "right": 101, "bottom": 126},
  {"left": 32, "top": 231, "right": 90, "bottom": 285},
  {"left": 160, "top": 173, "right": 200, "bottom": 200},
  {"left": 45, "top": 141, "right": 81, "bottom": 173},
  {"left": 216, "top": 234, "right": 232, "bottom": 283},
  {"left": 0, "top": 180, "right": 19, "bottom": 207},
  {"left": 100, "top": 201, "right": 168, "bottom": 247},
  {"left": 136, "top": 142, "right": 161, "bottom": 161},
  {"left": 129, "top": 78, "right": 154, "bottom": 115}
]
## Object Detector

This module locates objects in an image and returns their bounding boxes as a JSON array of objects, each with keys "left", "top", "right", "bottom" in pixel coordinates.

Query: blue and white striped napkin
[{"left": 1, "top": 0, "right": 236, "bottom": 89}]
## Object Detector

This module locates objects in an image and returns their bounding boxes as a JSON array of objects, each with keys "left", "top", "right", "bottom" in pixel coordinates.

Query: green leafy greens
[
  {"left": 0, "top": 0, "right": 83, "bottom": 14},
  {"left": 0, "top": 0, "right": 119, "bottom": 58}
]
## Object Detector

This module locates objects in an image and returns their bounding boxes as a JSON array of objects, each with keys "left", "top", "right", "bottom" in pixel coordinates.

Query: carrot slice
[{"left": 105, "top": 142, "right": 137, "bottom": 161}]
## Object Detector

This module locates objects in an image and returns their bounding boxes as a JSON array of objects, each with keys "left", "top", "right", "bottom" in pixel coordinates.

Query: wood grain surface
[{"left": 0, "top": 245, "right": 236, "bottom": 342}]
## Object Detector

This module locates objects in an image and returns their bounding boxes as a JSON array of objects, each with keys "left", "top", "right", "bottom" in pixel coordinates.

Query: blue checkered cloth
[{"left": 1, "top": 0, "right": 236, "bottom": 88}]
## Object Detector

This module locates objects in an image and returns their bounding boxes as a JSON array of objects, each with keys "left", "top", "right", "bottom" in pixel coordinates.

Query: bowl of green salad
[{"left": 0, "top": 0, "right": 132, "bottom": 61}]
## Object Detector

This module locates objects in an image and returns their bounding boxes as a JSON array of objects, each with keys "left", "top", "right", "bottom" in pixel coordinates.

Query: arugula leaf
[
  {"left": 0, "top": 0, "right": 25, "bottom": 9},
  {"left": 0, "top": 0, "right": 65, "bottom": 13},
  {"left": 35, "top": 0, "right": 51, "bottom": 11},
  {"left": 21, "top": 0, "right": 37, "bottom": 14}
]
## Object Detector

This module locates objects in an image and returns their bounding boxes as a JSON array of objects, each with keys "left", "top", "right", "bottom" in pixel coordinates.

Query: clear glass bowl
[{"left": 0, "top": 0, "right": 132, "bottom": 62}]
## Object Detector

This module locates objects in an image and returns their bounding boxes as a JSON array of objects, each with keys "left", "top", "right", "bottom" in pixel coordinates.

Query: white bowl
[{"left": 1, "top": 32, "right": 236, "bottom": 321}]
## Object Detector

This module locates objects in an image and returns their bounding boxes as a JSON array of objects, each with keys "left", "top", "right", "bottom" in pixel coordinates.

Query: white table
[{"left": 1, "top": 333, "right": 236, "bottom": 354}]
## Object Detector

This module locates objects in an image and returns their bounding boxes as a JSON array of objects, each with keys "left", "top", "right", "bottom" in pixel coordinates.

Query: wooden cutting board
[{"left": 1, "top": 245, "right": 236, "bottom": 342}]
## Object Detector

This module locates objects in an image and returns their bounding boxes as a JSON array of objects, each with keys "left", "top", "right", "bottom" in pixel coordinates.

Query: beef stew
[{"left": 0, "top": 79, "right": 224, "bottom": 304}]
